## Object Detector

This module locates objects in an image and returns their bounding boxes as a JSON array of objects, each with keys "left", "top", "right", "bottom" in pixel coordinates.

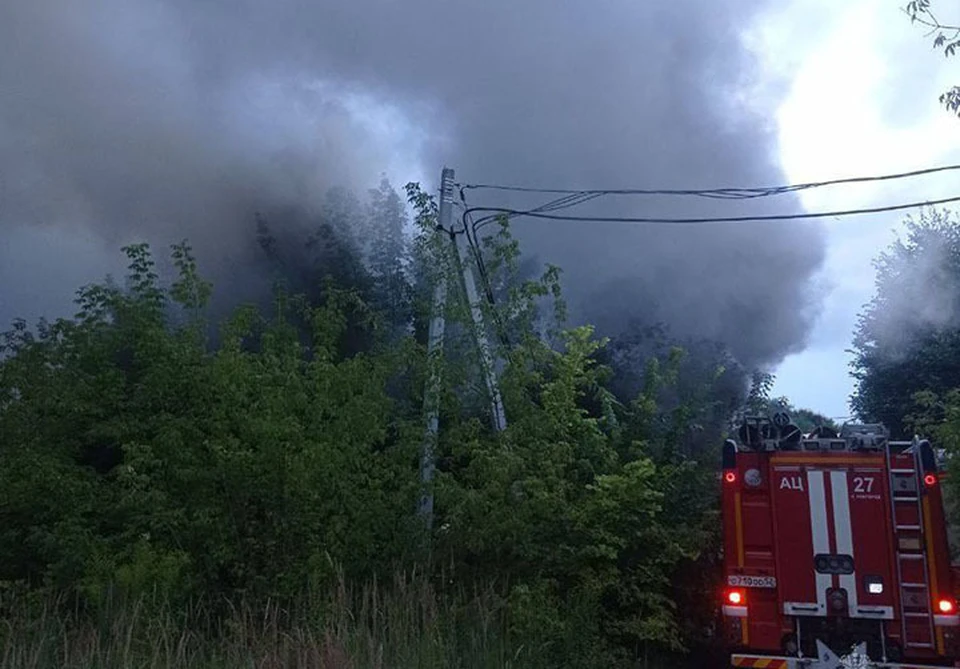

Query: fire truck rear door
[
  {"left": 771, "top": 463, "right": 828, "bottom": 616},
  {"left": 840, "top": 462, "right": 896, "bottom": 620},
  {"left": 770, "top": 456, "right": 895, "bottom": 619}
]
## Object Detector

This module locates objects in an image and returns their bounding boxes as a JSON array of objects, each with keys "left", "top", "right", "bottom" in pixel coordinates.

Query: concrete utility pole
[
  {"left": 418, "top": 167, "right": 509, "bottom": 534},
  {"left": 418, "top": 167, "right": 455, "bottom": 530},
  {"left": 453, "top": 224, "right": 508, "bottom": 433}
]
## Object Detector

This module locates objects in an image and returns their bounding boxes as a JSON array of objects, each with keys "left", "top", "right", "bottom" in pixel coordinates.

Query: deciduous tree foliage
[
  {"left": 848, "top": 207, "right": 960, "bottom": 558},
  {"left": 850, "top": 209, "right": 960, "bottom": 437},
  {"left": 0, "top": 181, "right": 736, "bottom": 666},
  {"left": 906, "top": 0, "right": 960, "bottom": 116}
]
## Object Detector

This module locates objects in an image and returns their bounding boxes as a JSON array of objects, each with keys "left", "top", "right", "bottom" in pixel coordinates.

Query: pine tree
[{"left": 366, "top": 177, "right": 412, "bottom": 335}]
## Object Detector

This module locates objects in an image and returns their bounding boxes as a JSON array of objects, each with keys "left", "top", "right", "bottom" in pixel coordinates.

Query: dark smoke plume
[{"left": 0, "top": 0, "right": 826, "bottom": 367}]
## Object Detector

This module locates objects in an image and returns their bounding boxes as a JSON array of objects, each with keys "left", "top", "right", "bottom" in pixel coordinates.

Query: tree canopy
[
  {"left": 849, "top": 209, "right": 960, "bottom": 436},
  {"left": 0, "top": 179, "right": 771, "bottom": 667}
]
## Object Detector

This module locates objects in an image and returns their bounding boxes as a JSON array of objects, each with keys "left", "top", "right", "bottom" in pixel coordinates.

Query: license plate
[{"left": 727, "top": 574, "right": 777, "bottom": 588}]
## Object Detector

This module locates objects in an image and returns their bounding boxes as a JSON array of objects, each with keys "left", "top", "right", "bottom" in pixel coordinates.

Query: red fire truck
[{"left": 720, "top": 415, "right": 959, "bottom": 668}]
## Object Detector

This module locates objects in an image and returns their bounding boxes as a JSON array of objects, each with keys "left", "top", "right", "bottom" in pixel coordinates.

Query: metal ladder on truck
[{"left": 886, "top": 439, "right": 937, "bottom": 655}]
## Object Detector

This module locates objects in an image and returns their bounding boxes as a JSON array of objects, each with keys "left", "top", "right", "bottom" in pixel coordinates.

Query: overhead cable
[
  {"left": 462, "top": 194, "right": 960, "bottom": 229},
  {"left": 457, "top": 163, "right": 960, "bottom": 200}
]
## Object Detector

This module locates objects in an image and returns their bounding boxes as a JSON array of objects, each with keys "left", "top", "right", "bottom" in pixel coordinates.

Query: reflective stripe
[
  {"left": 934, "top": 613, "right": 960, "bottom": 626},
  {"left": 723, "top": 604, "right": 747, "bottom": 618},
  {"left": 830, "top": 470, "right": 858, "bottom": 613},
  {"left": 730, "top": 656, "right": 790, "bottom": 668},
  {"left": 735, "top": 491, "right": 745, "bottom": 568},
  {"left": 807, "top": 470, "right": 830, "bottom": 614},
  {"left": 922, "top": 497, "right": 945, "bottom": 656}
]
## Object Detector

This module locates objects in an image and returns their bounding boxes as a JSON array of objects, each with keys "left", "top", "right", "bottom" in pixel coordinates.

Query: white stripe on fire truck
[
  {"left": 807, "top": 470, "right": 830, "bottom": 614},
  {"left": 830, "top": 470, "right": 859, "bottom": 613}
]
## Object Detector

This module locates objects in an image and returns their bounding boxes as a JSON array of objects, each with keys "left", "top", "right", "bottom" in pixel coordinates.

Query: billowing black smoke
[{"left": 0, "top": 0, "right": 826, "bottom": 368}]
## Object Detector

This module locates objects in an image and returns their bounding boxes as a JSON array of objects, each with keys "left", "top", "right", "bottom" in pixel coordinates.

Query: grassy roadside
[{"left": 0, "top": 573, "right": 517, "bottom": 669}]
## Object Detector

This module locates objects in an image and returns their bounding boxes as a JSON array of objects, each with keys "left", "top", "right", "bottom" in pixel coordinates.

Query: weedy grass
[{"left": 0, "top": 571, "right": 519, "bottom": 669}]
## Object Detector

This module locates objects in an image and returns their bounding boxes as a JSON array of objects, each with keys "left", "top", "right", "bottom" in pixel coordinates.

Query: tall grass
[{"left": 0, "top": 571, "right": 519, "bottom": 669}]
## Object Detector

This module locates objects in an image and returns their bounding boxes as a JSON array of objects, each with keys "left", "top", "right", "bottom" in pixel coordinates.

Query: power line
[
  {"left": 460, "top": 191, "right": 602, "bottom": 241},
  {"left": 456, "top": 192, "right": 512, "bottom": 348},
  {"left": 462, "top": 194, "right": 960, "bottom": 228},
  {"left": 458, "top": 190, "right": 577, "bottom": 282},
  {"left": 458, "top": 163, "right": 960, "bottom": 200},
  {"left": 455, "top": 189, "right": 618, "bottom": 349},
  {"left": 453, "top": 177, "right": 960, "bottom": 349}
]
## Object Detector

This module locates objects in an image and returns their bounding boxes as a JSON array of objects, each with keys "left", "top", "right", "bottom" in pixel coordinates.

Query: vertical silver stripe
[
  {"left": 830, "top": 470, "right": 859, "bottom": 612},
  {"left": 808, "top": 470, "right": 830, "bottom": 614}
]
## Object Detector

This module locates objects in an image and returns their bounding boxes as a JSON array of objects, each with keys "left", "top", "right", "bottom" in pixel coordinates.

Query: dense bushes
[{"left": 0, "top": 183, "right": 731, "bottom": 667}]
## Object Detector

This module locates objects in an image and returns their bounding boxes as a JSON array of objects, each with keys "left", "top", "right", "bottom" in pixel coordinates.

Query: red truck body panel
[{"left": 720, "top": 424, "right": 959, "bottom": 666}]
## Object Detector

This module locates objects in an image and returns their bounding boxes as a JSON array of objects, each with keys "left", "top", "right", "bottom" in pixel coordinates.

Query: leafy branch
[{"left": 905, "top": 0, "right": 960, "bottom": 115}]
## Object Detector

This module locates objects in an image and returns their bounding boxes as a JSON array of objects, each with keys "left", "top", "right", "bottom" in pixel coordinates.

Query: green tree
[
  {"left": 398, "top": 187, "right": 730, "bottom": 665},
  {"left": 253, "top": 187, "right": 380, "bottom": 358},
  {"left": 312, "top": 186, "right": 372, "bottom": 295},
  {"left": 0, "top": 242, "right": 422, "bottom": 607},
  {"left": 0, "top": 182, "right": 741, "bottom": 667},
  {"left": 745, "top": 370, "right": 775, "bottom": 416},
  {"left": 850, "top": 208, "right": 960, "bottom": 436},
  {"left": 600, "top": 323, "right": 748, "bottom": 441},
  {"left": 367, "top": 177, "right": 412, "bottom": 335}
]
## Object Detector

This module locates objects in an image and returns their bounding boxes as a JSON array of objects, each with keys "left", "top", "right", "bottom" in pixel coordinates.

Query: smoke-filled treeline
[
  {"left": 1, "top": 0, "right": 827, "bottom": 371},
  {"left": 0, "top": 180, "right": 760, "bottom": 667},
  {"left": 849, "top": 208, "right": 960, "bottom": 553},
  {"left": 850, "top": 209, "right": 960, "bottom": 437}
]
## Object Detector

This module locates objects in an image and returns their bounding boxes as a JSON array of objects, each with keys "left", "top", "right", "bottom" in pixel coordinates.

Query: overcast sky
[{"left": 759, "top": 0, "right": 960, "bottom": 419}]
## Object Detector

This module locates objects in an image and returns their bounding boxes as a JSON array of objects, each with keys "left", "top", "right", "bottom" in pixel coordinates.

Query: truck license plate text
[{"left": 727, "top": 575, "right": 777, "bottom": 588}]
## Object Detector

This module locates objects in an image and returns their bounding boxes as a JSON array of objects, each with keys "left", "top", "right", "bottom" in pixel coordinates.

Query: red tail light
[
  {"left": 725, "top": 588, "right": 746, "bottom": 606},
  {"left": 925, "top": 473, "right": 938, "bottom": 487},
  {"left": 724, "top": 471, "right": 737, "bottom": 484},
  {"left": 938, "top": 598, "right": 956, "bottom": 614}
]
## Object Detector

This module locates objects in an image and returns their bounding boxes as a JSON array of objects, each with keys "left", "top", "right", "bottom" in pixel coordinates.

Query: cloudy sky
[
  {"left": 1, "top": 0, "right": 957, "bottom": 422},
  {"left": 759, "top": 0, "right": 960, "bottom": 418}
]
